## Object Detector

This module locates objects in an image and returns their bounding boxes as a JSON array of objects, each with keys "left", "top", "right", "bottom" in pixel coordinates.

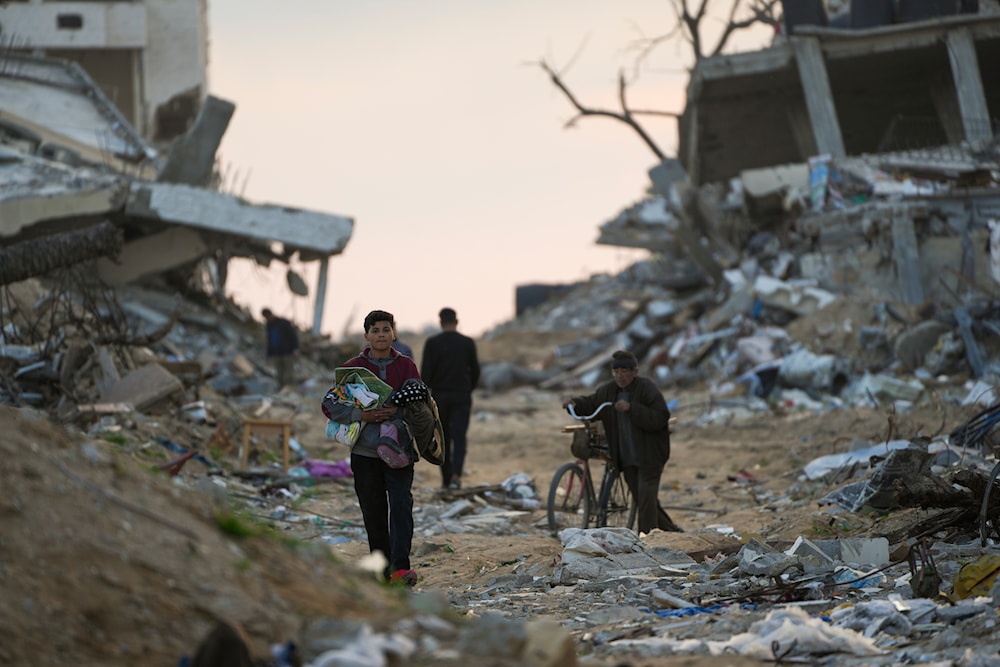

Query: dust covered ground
[{"left": 0, "top": 326, "right": 988, "bottom": 666}]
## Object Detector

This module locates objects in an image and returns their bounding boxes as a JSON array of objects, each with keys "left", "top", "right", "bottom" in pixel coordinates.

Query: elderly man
[{"left": 562, "top": 350, "right": 682, "bottom": 534}]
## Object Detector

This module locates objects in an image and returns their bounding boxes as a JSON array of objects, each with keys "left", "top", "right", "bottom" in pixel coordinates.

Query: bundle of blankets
[{"left": 322, "top": 368, "right": 392, "bottom": 447}]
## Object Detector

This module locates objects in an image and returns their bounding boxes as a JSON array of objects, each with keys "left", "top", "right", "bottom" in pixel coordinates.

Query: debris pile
[
  {"left": 3, "top": 5, "right": 1000, "bottom": 666},
  {"left": 489, "top": 143, "right": 1000, "bottom": 425}
]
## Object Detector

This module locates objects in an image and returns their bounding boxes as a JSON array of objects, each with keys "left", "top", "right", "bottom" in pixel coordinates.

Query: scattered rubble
[{"left": 3, "top": 4, "right": 1000, "bottom": 667}]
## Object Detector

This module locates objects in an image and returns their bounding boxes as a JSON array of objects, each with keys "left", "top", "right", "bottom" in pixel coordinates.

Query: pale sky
[{"left": 209, "top": 1, "right": 765, "bottom": 339}]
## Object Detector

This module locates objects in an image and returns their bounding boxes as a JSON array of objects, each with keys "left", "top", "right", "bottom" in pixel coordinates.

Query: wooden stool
[{"left": 241, "top": 419, "right": 292, "bottom": 471}]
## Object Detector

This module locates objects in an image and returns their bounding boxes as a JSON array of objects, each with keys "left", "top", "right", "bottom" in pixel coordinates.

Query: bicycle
[{"left": 546, "top": 402, "right": 636, "bottom": 533}]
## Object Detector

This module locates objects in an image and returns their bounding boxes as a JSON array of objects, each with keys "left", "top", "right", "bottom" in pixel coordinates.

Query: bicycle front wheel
[
  {"left": 597, "top": 468, "right": 636, "bottom": 530},
  {"left": 547, "top": 462, "right": 590, "bottom": 533}
]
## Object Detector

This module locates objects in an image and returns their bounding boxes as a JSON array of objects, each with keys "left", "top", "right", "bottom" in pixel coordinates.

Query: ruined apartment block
[{"left": 0, "top": 0, "right": 210, "bottom": 144}]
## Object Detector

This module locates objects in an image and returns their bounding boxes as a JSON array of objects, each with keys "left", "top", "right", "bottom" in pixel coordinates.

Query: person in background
[
  {"left": 421, "top": 307, "right": 480, "bottom": 490},
  {"left": 392, "top": 339, "right": 414, "bottom": 359},
  {"left": 261, "top": 308, "right": 299, "bottom": 389},
  {"left": 322, "top": 309, "right": 421, "bottom": 587},
  {"left": 561, "top": 349, "right": 683, "bottom": 534}
]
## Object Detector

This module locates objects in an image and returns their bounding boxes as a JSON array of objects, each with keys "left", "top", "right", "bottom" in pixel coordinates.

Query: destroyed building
[
  {"left": 681, "top": 5, "right": 997, "bottom": 183},
  {"left": 6, "top": 5, "right": 1000, "bottom": 667},
  {"left": 0, "top": 0, "right": 352, "bottom": 339},
  {"left": 524, "top": 6, "right": 1000, "bottom": 399}
]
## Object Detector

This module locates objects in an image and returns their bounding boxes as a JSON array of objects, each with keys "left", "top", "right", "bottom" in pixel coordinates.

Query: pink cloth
[{"left": 302, "top": 458, "right": 353, "bottom": 478}]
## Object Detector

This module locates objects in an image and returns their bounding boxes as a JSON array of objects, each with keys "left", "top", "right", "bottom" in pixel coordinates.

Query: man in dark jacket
[
  {"left": 392, "top": 339, "right": 414, "bottom": 358},
  {"left": 562, "top": 350, "right": 682, "bottom": 534},
  {"left": 421, "top": 307, "right": 480, "bottom": 489},
  {"left": 261, "top": 308, "right": 299, "bottom": 389}
]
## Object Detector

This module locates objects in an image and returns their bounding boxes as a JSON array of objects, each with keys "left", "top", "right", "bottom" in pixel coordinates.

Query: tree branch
[
  {"left": 710, "top": 0, "right": 780, "bottom": 57},
  {"left": 659, "top": 0, "right": 780, "bottom": 61},
  {"left": 626, "top": 23, "right": 684, "bottom": 79},
  {"left": 681, "top": 0, "right": 704, "bottom": 61},
  {"left": 630, "top": 109, "right": 683, "bottom": 118},
  {"left": 538, "top": 60, "right": 669, "bottom": 162}
]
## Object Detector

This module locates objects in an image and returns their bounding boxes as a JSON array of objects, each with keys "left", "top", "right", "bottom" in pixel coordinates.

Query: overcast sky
[{"left": 208, "top": 1, "right": 765, "bottom": 338}]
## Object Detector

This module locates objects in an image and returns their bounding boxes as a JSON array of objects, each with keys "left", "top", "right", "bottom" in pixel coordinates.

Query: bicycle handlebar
[{"left": 567, "top": 402, "right": 613, "bottom": 421}]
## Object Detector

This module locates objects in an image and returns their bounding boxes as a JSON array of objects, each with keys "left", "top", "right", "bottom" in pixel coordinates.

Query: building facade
[{"left": 0, "top": 0, "right": 209, "bottom": 145}]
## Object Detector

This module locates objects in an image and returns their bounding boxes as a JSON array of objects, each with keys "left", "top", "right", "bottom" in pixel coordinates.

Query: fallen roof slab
[
  {"left": 0, "top": 151, "right": 126, "bottom": 237},
  {"left": 126, "top": 181, "right": 354, "bottom": 255},
  {"left": 0, "top": 54, "right": 153, "bottom": 164}
]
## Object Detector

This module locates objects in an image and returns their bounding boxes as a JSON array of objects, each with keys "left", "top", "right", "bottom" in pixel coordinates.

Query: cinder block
[
  {"left": 839, "top": 537, "right": 890, "bottom": 566},
  {"left": 786, "top": 536, "right": 836, "bottom": 564}
]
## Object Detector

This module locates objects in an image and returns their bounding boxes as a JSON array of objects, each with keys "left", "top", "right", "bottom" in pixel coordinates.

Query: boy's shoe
[{"left": 389, "top": 569, "right": 418, "bottom": 587}]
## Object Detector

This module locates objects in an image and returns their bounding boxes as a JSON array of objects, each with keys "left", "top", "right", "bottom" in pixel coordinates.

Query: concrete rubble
[
  {"left": 4, "top": 3, "right": 1000, "bottom": 667},
  {"left": 0, "top": 53, "right": 353, "bottom": 335},
  {"left": 6, "top": 256, "right": 1000, "bottom": 665},
  {"left": 255, "top": 432, "right": 1000, "bottom": 666}
]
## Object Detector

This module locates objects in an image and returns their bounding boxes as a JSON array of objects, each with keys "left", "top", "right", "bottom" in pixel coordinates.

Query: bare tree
[
  {"left": 537, "top": 60, "right": 678, "bottom": 162},
  {"left": 539, "top": 0, "right": 779, "bottom": 161},
  {"left": 662, "top": 0, "right": 780, "bottom": 63}
]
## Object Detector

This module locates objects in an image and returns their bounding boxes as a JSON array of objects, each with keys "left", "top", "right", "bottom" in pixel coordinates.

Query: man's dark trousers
[{"left": 436, "top": 390, "right": 472, "bottom": 488}]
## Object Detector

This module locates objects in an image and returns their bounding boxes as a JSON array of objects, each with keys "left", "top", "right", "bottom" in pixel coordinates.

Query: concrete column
[
  {"left": 945, "top": 28, "right": 993, "bottom": 143},
  {"left": 786, "top": 102, "right": 820, "bottom": 160},
  {"left": 890, "top": 208, "right": 924, "bottom": 306},
  {"left": 157, "top": 95, "right": 236, "bottom": 187},
  {"left": 312, "top": 256, "right": 329, "bottom": 336},
  {"left": 791, "top": 36, "right": 846, "bottom": 158},
  {"left": 928, "top": 75, "right": 967, "bottom": 145}
]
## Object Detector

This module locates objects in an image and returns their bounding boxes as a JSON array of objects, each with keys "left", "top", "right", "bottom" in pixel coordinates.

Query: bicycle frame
[{"left": 547, "top": 403, "right": 636, "bottom": 533}]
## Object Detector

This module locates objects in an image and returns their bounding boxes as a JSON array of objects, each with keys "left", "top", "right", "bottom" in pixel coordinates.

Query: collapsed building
[
  {"left": 5, "top": 7, "right": 1000, "bottom": 666},
  {"left": 0, "top": 0, "right": 352, "bottom": 341},
  {"left": 2, "top": 1, "right": 999, "bottom": 411},
  {"left": 518, "top": 7, "right": 1000, "bottom": 404}
]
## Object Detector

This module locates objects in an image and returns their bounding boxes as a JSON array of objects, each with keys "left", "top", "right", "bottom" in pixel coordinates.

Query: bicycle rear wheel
[
  {"left": 597, "top": 468, "right": 636, "bottom": 530},
  {"left": 547, "top": 462, "right": 589, "bottom": 533}
]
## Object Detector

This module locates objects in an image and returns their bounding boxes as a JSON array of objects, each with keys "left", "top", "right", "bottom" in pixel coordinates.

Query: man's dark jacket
[
  {"left": 266, "top": 318, "right": 299, "bottom": 357},
  {"left": 568, "top": 376, "right": 670, "bottom": 470},
  {"left": 421, "top": 331, "right": 480, "bottom": 393}
]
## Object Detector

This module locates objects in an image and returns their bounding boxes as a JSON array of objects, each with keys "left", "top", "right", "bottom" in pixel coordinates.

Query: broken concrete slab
[
  {"left": 597, "top": 196, "right": 679, "bottom": 250},
  {"left": 0, "top": 152, "right": 127, "bottom": 239},
  {"left": 754, "top": 276, "right": 837, "bottom": 317},
  {"left": 837, "top": 537, "right": 890, "bottom": 567},
  {"left": 96, "top": 226, "right": 208, "bottom": 285},
  {"left": 894, "top": 320, "right": 952, "bottom": 370},
  {"left": 777, "top": 348, "right": 850, "bottom": 395},
  {"left": 99, "top": 362, "right": 184, "bottom": 411},
  {"left": 555, "top": 527, "right": 696, "bottom": 583},
  {"left": 157, "top": 95, "right": 236, "bottom": 187},
  {"left": 0, "top": 54, "right": 153, "bottom": 167},
  {"left": 740, "top": 163, "right": 810, "bottom": 218},
  {"left": 648, "top": 159, "right": 688, "bottom": 197},
  {"left": 126, "top": 181, "right": 354, "bottom": 255}
]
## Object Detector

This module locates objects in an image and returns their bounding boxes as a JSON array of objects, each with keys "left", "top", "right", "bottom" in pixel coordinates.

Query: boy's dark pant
[{"left": 351, "top": 453, "right": 414, "bottom": 575}]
